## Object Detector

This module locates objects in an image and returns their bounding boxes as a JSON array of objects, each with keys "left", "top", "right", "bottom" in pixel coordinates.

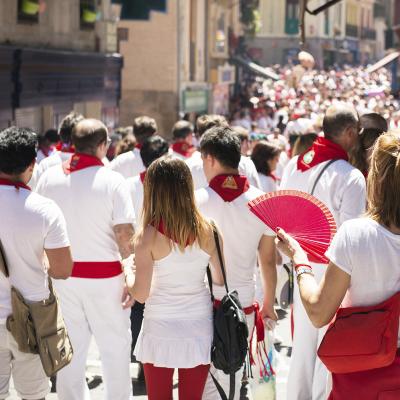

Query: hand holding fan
[{"left": 248, "top": 190, "right": 336, "bottom": 263}]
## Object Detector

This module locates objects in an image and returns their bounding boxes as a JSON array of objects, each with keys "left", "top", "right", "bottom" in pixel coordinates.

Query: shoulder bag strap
[
  {"left": 310, "top": 159, "right": 337, "bottom": 195},
  {"left": 211, "top": 221, "right": 229, "bottom": 293},
  {"left": 0, "top": 239, "right": 9, "bottom": 278}
]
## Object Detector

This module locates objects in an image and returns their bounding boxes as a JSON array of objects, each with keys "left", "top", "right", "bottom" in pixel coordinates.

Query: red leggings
[{"left": 143, "top": 363, "right": 210, "bottom": 400}]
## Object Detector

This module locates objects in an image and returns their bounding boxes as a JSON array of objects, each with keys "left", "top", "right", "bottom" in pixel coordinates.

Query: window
[
  {"left": 18, "top": 0, "right": 39, "bottom": 23},
  {"left": 285, "top": 0, "right": 299, "bottom": 35},
  {"left": 80, "top": 0, "right": 97, "bottom": 29},
  {"left": 324, "top": 9, "right": 330, "bottom": 36}
]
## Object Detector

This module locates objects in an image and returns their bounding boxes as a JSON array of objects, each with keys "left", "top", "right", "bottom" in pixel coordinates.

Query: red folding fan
[{"left": 248, "top": 190, "right": 337, "bottom": 264}]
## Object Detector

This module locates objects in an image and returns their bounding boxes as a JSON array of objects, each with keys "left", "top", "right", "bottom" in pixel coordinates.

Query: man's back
[{"left": 110, "top": 148, "right": 145, "bottom": 179}]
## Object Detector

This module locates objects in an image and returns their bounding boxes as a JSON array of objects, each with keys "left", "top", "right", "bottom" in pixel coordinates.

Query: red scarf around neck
[
  {"left": 0, "top": 178, "right": 31, "bottom": 191},
  {"left": 154, "top": 219, "right": 193, "bottom": 247},
  {"left": 56, "top": 142, "right": 75, "bottom": 153},
  {"left": 297, "top": 137, "right": 348, "bottom": 172},
  {"left": 209, "top": 174, "right": 250, "bottom": 202},
  {"left": 171, "top": 141, "right": 196, "bottom": 158},
  {"left": 135, "top": 143, "right": 142, "bottom": 150},
  {"left": 62, "top": 153, "right": 104, "bottom": 175},
  {"left": 140, "top": 171, "right": 146, "bottom": 183}
]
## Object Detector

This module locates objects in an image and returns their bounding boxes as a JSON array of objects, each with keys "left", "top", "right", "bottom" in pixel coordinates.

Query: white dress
[{"left": 134, "top": 244, "right": 213, "bottom": 368}]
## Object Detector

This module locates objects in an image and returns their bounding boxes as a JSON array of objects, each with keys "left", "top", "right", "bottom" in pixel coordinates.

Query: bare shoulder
[{"left": 135, "top": 225, "right": 157, "bottom": 249}]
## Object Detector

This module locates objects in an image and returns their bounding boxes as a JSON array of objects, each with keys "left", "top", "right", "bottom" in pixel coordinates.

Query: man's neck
[
  {"left": 0, "top": 172, "right": 25, "bottom": 184},
  {"left": 325, "top": 136, "right": 348, "bottom": 153},
  {"left": 212, "top": 168, "right": 239, "bottom": 179}
]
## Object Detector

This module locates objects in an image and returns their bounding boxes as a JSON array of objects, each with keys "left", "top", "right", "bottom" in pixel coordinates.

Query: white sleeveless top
[{"left": 134, "top": 243, "right": 213, "bottom": 368}]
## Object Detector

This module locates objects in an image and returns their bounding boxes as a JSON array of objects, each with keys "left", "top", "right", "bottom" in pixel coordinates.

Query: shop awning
[
  {"left": 232, "top": 56, "right": 280, "bottom": 81},
  {"left": 367, "top": 51, "right": 400, "bottom": 73}
]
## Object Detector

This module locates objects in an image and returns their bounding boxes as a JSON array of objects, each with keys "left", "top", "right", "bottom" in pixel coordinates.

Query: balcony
[
  {"left": 345, "top": 24, "right": 358, "bottom": 38},
  {"left": 374, "top": 3, "right": 386, "bottom": 19},
  {"left": 361, "top": 28, "right": 377, "bottom": 40}
]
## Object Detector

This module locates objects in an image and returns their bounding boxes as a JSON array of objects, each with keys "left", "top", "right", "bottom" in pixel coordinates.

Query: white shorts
[{"left": 0, "top": 324, "right": 50, "bottom": 400}]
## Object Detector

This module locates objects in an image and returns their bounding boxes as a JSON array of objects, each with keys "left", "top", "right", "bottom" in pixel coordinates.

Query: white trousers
[
  {"left": 287, "top": 263, "right": 328, "bottom": 400},
  {"left": 54, "top": 275, "right": 132, "bottom": 400},
  {"left": 202, "top": 313, "right": 255, "bottom": 400}
]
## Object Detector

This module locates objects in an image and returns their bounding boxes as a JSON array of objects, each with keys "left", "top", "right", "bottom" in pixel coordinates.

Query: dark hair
[
  {"left": 0, "top": 127, "right": 37, "bottom": 175},
  {"left": 72, "top": 119, "right": 108, "bottom": 154},
  {"left": 44, "top": 129, "right": 59, "bottom": 144},
  {"left": 133, "top": 116, "right": 157, "bottom": 143},
  {"left": 251, "top": 141, "right": 281, "bottom": 176},
  {"left": 115, "top": 134, "right": 136, "bottom": 157},
  {"left": 172, "top": 120, "right": 193, "bottom": 140},
  {"left": 196, "top": 114, "right": 228, "bottom": 137},
  {"left": 200, "top": 126, "right": 241, "bottom": 169},
  {"left": 322, "top": 106, "right": 358, "bottom": 140},
  {"left": 59, "top": 112, "right": 84, "bottom": 144},
  {"left": 140, "top": 135, "right": 170, "bottom": 168}
]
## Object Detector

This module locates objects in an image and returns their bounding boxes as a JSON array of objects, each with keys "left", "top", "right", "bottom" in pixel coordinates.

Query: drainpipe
[{"left": 177, "top": 0, "right": 182, "bottom": 117}]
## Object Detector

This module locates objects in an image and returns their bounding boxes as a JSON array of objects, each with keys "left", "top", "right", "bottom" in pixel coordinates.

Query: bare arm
[
  {"left": 113, "top": 223, "right": 134, "bottom": 259},
  {"left": 208, "top": 229, "right": 225, "bottom": 286},
  {"left": 276, "top": 228, "right": 350, "bottom": 328},
  {"left": 45, "top": 247, "right": 73, "bottom": 280},
  {"left": 258, "top": 235, "right": 278, "bottom": 321}
]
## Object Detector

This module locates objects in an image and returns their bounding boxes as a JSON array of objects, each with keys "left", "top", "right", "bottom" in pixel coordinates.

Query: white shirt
[
  {"left": 258, "top": 174, "right": 277, "bottom": 193},
  {"left": 0, "top": 186, "right": 69, "bottom": 323},
  {"left": 280, "top": 157, "right": 366, "bottom": 228},
  {"left": 127, "top": 176, "right": 143, "bottom": 229},
  {"left": 196, "top": 185, "right": 274, "bottom": 307},
  {"left": 171, "top": 149, "right": 200, "bottom": 161},
  {"left": 187, "top": 154, "right": 262, "bottom": 190},
  {"left": 109, "top": 148, "right": 145, "bottom": 179},
  {"left": 36, "top": 151, "right": 72, "bottom": 180},
  {"left": 36, "top": 165, "right": 135, "bottom": 262},
  {"left": 36, "top": 148, "right": 57, "bottom": 164},
  {"left": 326, "top": 218, "right": 400, "bottom": 344}
]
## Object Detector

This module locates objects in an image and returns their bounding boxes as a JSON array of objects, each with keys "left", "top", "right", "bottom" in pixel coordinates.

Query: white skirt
[{"left": 134, "top": 317, "right": 213, "bottom": 368}]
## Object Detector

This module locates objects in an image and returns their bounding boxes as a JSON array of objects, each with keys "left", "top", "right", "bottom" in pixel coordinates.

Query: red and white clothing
[
  {"left": 196, "top": 175, "right": 274, "bottom": 399},
  {"left": 0, "top": 182, "right": 69, "bottom": 399},
  {"left": 36, "top": 147, "right": 56, "bottom": 163},
  {"left": 171, "top": 141, "right": 199, "bottom": 160},
  {"left": 325, "top": 218, "right": 400, "bottom": 399},
  {"left": 187, "top": 154, "right": 262, "bottom": 190},
  {"left": 258, "top": 173, "right": 278, "bottom": 193},
  {"left": 36, "top": 154, "right": 135, "bottom": 400},
  {"left": 110, "top": 147, "right": 145, "bottom": 179},
  {"left": 280, "top": 145, "right": 366, "bottom": 400}
]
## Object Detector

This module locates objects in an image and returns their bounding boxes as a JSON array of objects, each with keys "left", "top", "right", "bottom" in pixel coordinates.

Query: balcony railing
[
  {"left": 346, "top": 24, "right": 358, "bottom": 38},
  {"left": 361, "top": 28, "right": 377, "bottom": 40}
]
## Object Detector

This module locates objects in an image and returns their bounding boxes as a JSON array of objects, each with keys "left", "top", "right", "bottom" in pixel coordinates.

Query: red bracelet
[{"left": 294, "top": 263, "right": 312, "bottom": 271}]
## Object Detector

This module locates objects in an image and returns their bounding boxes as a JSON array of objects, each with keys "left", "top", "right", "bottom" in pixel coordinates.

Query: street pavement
[{"left": 8, "top": 308, "right": 292, "bottom": 399}]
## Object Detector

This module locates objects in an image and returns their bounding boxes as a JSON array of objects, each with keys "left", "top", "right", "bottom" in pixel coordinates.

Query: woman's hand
[{"left": 275, "top": 227, "right": 308, "bottom": 265}]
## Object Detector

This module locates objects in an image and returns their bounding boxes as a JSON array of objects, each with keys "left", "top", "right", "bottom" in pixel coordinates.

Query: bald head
[
  {"left": 72, "top": 119, "right": 108, "bottom": 154},
  {"left": 322, "top": 104, "right": 359, "bottom": 141}
]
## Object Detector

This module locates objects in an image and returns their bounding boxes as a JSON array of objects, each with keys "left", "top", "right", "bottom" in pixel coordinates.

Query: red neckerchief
[
  {"left": 0, "top": 178, "right": 31, "bottom": 191},
  {"left": 40, "top": 145, "right": 55, "bottom": 158},
  {"left": 56, "top": 142, "right": 75, "bottom": 153},
  {"left": 154, "top": 219, "right": 193, "bottom": 246},
  {"left": 209, "top": 174, "right": 250, "bottom": 202},
  {"left": 297, "top": 137, "right": 348, "bottom": 172},
  {"left": 171, "top": 141, "right": 196, "bottom": 158},
  {"left": 62, "top": 153, "right": 104, "bottom": 175},
  {"left": 140, "top": 171, "right": 146, "bottom": 183},
  {"left": 135, "top": 144, "right": 142, "bottom": 150},
  {"left": 269, "top": 173, "right": 278, "bottom": 182}
]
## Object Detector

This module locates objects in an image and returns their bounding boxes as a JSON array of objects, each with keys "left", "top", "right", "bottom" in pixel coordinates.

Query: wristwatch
[{"left": 295, "top": 266, "right": 314, "bottom": 279}]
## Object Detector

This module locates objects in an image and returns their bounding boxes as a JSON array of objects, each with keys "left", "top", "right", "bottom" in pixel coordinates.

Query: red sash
[
  {"left": 62, "top": 153, "right": 104, "bottom": 174},
  {"left": 209, "top": 174, "right": 250, "bottom": 202},
  {"left": 56, "top": 142, "right": 75, "bottom": 153},
  {"left": 139, "top": 171, "right": 146, "bottom": 183},
  {"left": 297, "top": 137, "right": 348, "bottom": 172},
  {"left": 0, "top": 179, "right": 31, "bottom": 191},
  {"left": 171, "top": 141, "right": 196, "bottom": 158},
  {"left": 71, "top": 261, "right": 122, "bottom": 279}
]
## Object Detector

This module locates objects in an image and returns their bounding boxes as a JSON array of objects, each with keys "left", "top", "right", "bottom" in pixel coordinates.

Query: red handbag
[{"left": 318, "top": 292, "right": 400, "bottom": 374}]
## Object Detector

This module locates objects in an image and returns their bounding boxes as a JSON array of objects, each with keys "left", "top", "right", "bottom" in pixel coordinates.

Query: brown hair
[
  {"left": 251, "top": 140, "right": 281, "bottom": 176},
  {"left": 133, "top": 116, "right": 157, "bottom": 143},
  {"left": 115, "top": 134, "right": 136, "bottom": 156},
  {"left": 196, "top": 114, "right": 228, "bottom": 137},
  {"left": 367, "top": 131, "right": 400, "bottom": 229},
  {"left": 72, "top": 119, "right": 107, "bottom": 154},
  {"left": 292, "top": 133, "right": 318, "bottom": 157},
  {"left": 139, "top": 156, "right": 211, "bottom": 249}
]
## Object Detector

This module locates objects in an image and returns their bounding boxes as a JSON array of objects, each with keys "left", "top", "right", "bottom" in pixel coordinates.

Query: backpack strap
[
  {"left": 310, "top": 159, "right": 337, "bottom": 195},
  {"left": 209, "top": 371, "right": 235, "bottom": 400}
]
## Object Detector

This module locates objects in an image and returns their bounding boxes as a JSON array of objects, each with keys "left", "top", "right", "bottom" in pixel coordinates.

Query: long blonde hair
[
  {"left": 367, "top": 131, "right": 400, "bottom": 228},
  {"left": 139, "top": 155, "right": 211, "bottom": 249}
]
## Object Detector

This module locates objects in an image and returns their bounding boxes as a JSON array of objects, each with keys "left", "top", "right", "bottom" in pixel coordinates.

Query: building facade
[{"left": 0, "top": 0, "right": 121, "bottom": 131}]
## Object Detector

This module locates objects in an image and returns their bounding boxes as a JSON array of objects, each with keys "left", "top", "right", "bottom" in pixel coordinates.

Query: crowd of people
[{"left": 0, "top": 62, "right": 399, "bottom": 400}]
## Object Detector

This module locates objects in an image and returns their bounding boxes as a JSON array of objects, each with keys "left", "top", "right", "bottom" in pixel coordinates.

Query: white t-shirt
[
  {"left": 36, "top": 148, "right": 57, "bottom": 164},
  {"left": 326, "top": 218, "right": 400, "bottom": 344},
  {"left": 36, "top": 151, "right": 72, "bottom": 180},
  {"left": 127, "top": 176, "right": 143, "bottom": 229},
  {"left": 258, "top": 173, "right": 277, "bottom": 193},
  {"left": 36, "top": 165, "right": 135, "bottom": 262},
  {"left": 187, "top": 155, "right": 262, "bottom": 190},
  {"left": 196, "top": 185, "right": 274, "bottom": 307},
  {"left": 280, "top": 157, "right": 366, "bottom": 228},
  {"left": 0, "top": 186, "right": 69, "bottom": 323},
  {"left": 109, "top": 148, "right": 145, "bottom": 179}
]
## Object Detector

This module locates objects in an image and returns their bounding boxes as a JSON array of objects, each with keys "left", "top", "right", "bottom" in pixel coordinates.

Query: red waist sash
[{"left": 71, "top": 261, "right": 122, "bottom": 279}]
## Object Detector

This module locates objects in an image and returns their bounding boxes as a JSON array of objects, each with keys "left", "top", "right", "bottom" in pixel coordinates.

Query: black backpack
[{"left": 207, "top": 224, "right": 249, "bottom": 400}]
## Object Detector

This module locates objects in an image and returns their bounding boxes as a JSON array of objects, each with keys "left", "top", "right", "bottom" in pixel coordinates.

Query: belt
[{"left": 71, "top": 261, "right": 122, "bottom": 279}]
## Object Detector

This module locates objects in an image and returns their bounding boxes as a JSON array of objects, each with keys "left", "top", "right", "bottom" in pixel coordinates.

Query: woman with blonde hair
[
  {"left": 277, "top": 131, "right": 400, "bottom": 399},
  {"left": 125, "top": 156, "right": 224, "bottom": 400}
]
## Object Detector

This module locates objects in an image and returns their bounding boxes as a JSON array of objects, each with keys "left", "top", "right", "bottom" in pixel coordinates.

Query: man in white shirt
[
  {"left": 0, "top": 127, "right": 73, "bottom": 400},
  {"left": 37, "top": 119, "right": 136, "bottom": 400},
  {"left": 280, "top": 104, "right": 366, "bottom": 400},
  {"left": 170, "top": 120, "right": 198, "bottom": 160},
  {"left": 187, "top": 115, "right": 262, "bottom": 190},
  {"left": 110, "top": 115, "right": 157, "bottom": 178},
  {"left": 196, "top": 126, "right": 277, "bottom": 399}
]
